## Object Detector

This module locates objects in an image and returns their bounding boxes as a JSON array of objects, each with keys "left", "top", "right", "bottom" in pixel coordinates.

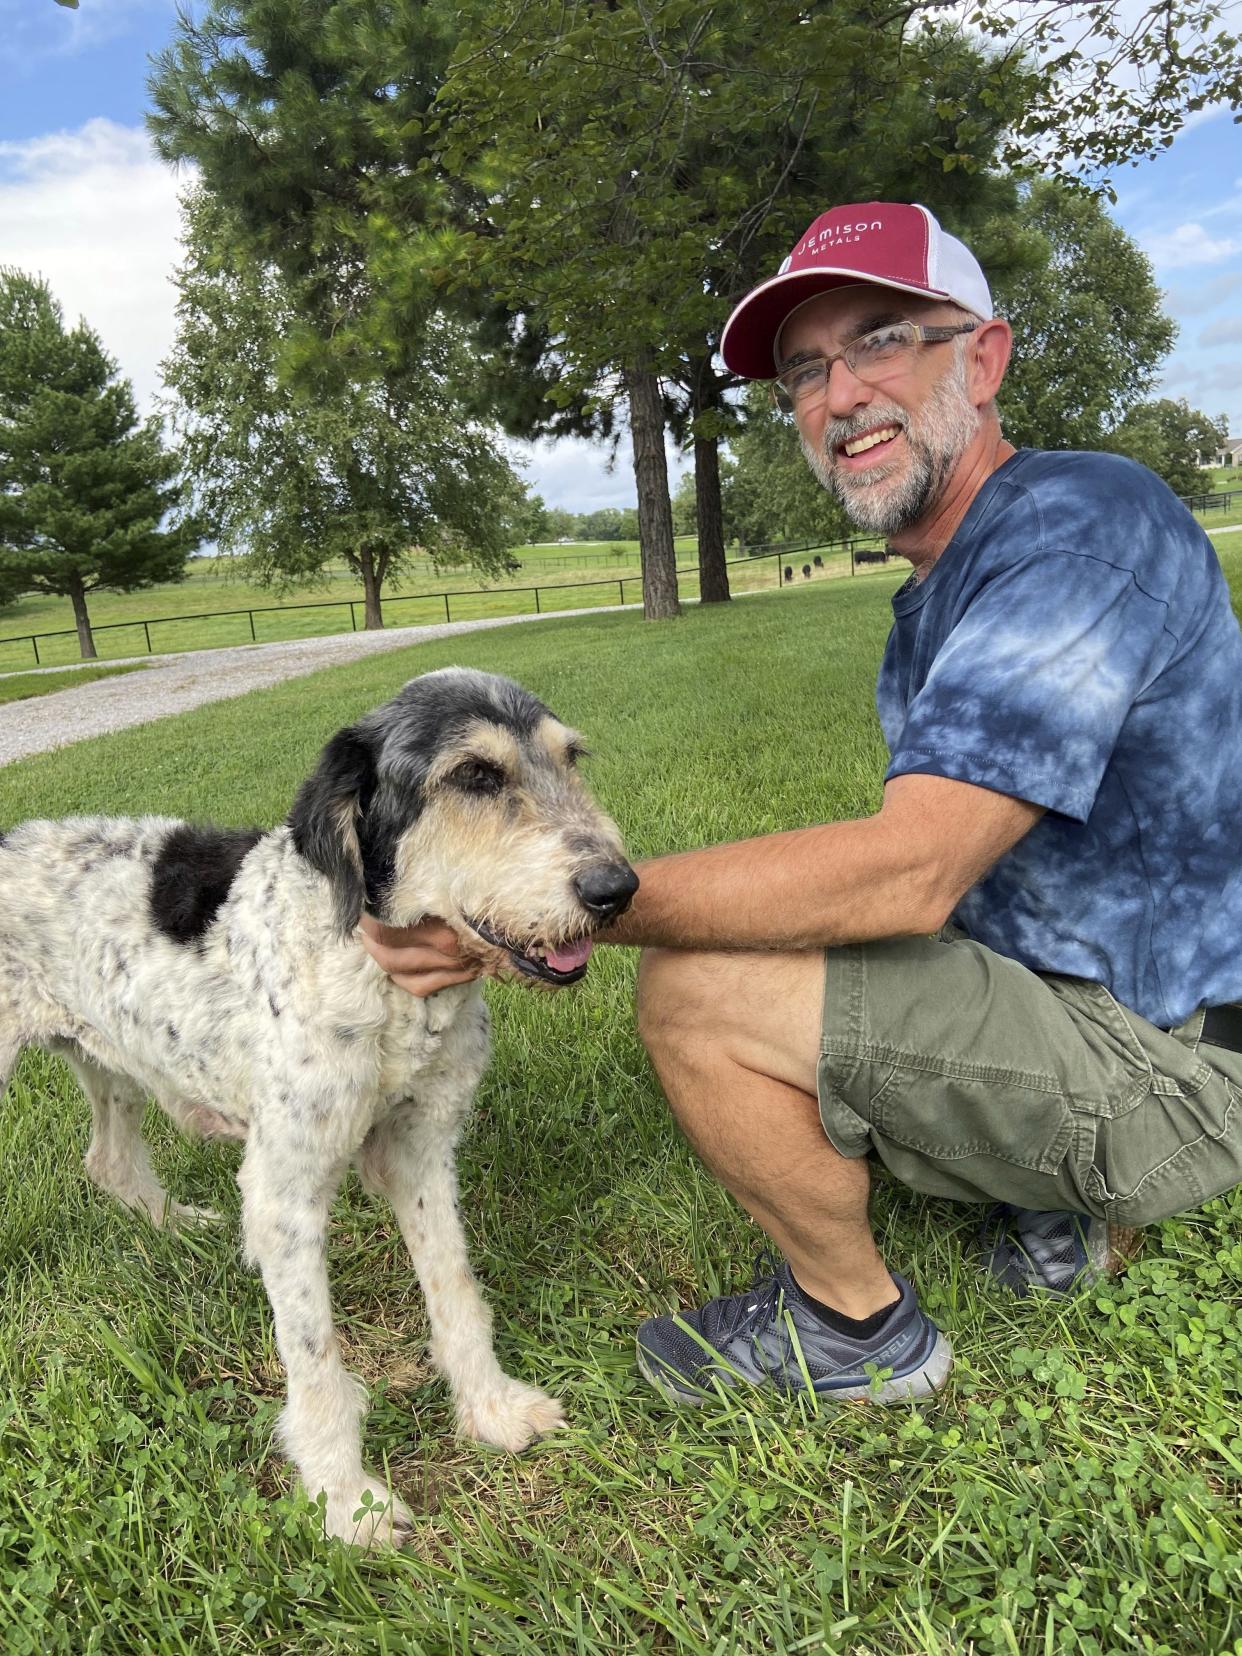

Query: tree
[
  {"left": 671, "top": 469, "right": 698, "bottom": 539},
  {"left": 543, "top": 507, "right": 578, "bottom": 541},
  {"left": 1107, "top": 397, "right": 1228, "bottom": 498},
  {"left": 993, "top": 179, "right": 1177, "bottom": 451},
  {"left": 0, "top": 269, "right": 197, "bottom": 659},
  {"left": 162, "top": 191, "right": 526, "bottom": 628},
  {"left": 148, "top": 2, "right": 1242, "bottom": 618}
]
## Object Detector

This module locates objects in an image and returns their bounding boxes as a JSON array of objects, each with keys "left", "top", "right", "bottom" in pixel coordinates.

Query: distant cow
[
  {"left": 813, "top": 555, "right": 823, "bottom": 568},
  {"left": 784, "top": 566, "right": 793, "bottom": 583},
  {"left": 802, "top": 564, "right": 812, "bottom": 580},
  {"left": 854, "top": 548, "right": 890, "bottom": 565}
]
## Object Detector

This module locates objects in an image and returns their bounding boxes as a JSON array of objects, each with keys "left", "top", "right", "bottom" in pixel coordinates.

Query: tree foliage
[
  {"left": 0, "top": 269, "right": 197, "bottom": 657},
  {"left": 146, "top": 2, "right": 1242, "bottom": 620},
  {"left": 435, "top": 1, "right": 1039, "bottom": 614},
  {"left": 1107, "top": 396, "right": 1228, "bottom": 498},
  {"left": 161, "top": 191, "right": 526, "bottom": 629},
  {"left": 993, "top": 179, "right": 1178, "bottom": 451}
]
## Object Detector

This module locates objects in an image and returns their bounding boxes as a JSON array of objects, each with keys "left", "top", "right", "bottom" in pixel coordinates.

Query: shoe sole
[{"left": 636, "top": 1328, "right": 953, "bottom": 1408}]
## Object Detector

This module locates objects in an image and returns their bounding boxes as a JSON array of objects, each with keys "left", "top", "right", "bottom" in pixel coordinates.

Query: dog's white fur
[{"left": 0, "top": 668, "right": 634, "bottom": 1547}]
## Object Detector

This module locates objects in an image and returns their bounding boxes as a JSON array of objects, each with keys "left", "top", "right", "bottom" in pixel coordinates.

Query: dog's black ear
[{"left": 288, "top": 726, "right": 377, "bottom": 933}]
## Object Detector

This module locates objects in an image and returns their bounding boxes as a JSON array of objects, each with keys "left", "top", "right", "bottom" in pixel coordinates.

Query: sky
[{"left": 1, "top": 0, "right": 1240, "bottom": 518}]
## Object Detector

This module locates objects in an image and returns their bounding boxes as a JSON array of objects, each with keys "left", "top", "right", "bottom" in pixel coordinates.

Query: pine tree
[{"left": 0, "top": 270, "right": 198, "bottom": 658}]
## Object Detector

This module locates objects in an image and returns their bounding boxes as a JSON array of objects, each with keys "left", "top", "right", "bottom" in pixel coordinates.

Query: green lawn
[
  {"left": 0, "top": 662, "right": 151, "bottom": 705},
  {"left": 1, "top": 572, "right": 1240, "bottom": 1654}
]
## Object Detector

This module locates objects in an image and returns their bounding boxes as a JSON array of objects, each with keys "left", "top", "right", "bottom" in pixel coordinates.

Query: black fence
[
  {"left": 0, "top": 537, "right": 887, "bottom": 669},
  {"left": 1184, "top": 486, "right": 1242, "bottom": 516}
]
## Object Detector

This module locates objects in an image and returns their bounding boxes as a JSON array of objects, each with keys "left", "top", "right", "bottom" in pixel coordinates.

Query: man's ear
[
  {"left": 288, "top": 726, "right": 376, "bottom": 934},
  {"left": 972, "top": 316, "right": 1013, "bottom": 408}
]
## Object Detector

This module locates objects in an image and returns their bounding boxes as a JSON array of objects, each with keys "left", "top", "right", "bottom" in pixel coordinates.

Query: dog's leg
[
  {"left": 359, "top": 1095, "right": 566, "bottom": 1453},
  {"left": 237, "top": 1142, "right": 414, "bottom": 1549},
  {"left": 66, "top": 1051, "right": 219, "bottom": 1229},
  {"left": 0, "top": 1031, "right": 20, "bottom": 1100}
]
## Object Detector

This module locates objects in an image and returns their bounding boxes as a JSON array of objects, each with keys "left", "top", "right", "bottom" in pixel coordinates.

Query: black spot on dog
[{"left": 150, "top": 824, "right": 265, "bottom": 946}]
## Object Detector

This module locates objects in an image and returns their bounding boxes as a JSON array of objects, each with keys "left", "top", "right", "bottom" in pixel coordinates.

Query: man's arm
[
  {"left": 361, "top": 773, "right": 1043, "bottom": 992},
  {"left": 599, "top": 773, "right": 1043, "bottom": 950}
]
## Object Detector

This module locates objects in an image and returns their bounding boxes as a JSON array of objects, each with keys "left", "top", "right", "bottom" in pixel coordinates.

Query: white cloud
[
  {"left": 513, "top": 431, "right": 690, "bottom": 513},
  {"left": 1142, "top": 220, "right": 1241, "bottom": 270},
  {"left": 1198, "top": 317, "right": 1242, "bottom": 348},
  {"left": 0, "top": 118, "right": 185, "bottom": 410},
  {"left": 1164, "top": 269, "right": 1242, "bottom": 316}
]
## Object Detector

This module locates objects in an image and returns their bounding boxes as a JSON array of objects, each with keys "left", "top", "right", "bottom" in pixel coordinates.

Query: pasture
[
  {"left": 0, "top": 536, "right": 881, "bottom": 673},
  {"left": 0, "top": 568, "right": 1240, "bottom": 1655}
]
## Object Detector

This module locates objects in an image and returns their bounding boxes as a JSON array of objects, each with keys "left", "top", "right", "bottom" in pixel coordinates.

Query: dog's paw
[
  {"left": 456, "top": 1378, "right": 566, "bottom": 1453},
  {"left": 320, "top": 1480, "right": 416, "bottom": 1550},
  {"left": 167, "top": 1200, "right": 223, "bottom": 1230}
]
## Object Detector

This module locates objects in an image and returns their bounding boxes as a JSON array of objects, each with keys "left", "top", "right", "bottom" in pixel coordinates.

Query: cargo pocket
[
  {"left": 865, "top": 1054, "right": 1080, "bottom": 1210},
  {"left": 1086, "top": 1072, "right": 1242, "bottom": 1226}
]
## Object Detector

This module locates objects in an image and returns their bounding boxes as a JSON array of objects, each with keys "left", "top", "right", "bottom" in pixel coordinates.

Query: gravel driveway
[{"left": 0, "top": 604, "right": 629, "bottom": 768}]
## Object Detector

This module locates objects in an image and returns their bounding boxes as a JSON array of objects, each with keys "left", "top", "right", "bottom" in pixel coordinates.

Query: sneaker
[
  {"left": 977, "top": 1204, "right": 1142, "bottom": 1296},
  {"left": 635, "top": 1256, "right": 952, "bottom": 1406}
]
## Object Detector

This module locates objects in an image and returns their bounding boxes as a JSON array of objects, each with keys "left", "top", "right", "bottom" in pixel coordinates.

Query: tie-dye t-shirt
[{"left": 875, "top": 447, "right": 1242, "bottom": 1028}]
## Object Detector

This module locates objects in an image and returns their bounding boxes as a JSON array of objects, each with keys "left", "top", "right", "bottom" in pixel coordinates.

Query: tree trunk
[
  {"left": 694, "top": 428, "right": 730, "bottom": 604},
  {"left": 68, "top": 580, "right": 97, "bottom": 659},
  {"left": 360, "top": 552, "right": 384, "bottom": 629},
  {"left": 625, "top": 360, "right": 679, "bottom": 621}
]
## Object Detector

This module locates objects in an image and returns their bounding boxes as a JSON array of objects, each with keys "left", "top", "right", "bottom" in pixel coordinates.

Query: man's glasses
[{"left": 771, "top": 320, "right": 979, "bottom": 414}]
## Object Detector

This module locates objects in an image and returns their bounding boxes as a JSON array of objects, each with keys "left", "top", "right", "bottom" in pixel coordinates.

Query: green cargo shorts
[{"left": 816, "top": 932, "right": 1242, "bottom": 1226}]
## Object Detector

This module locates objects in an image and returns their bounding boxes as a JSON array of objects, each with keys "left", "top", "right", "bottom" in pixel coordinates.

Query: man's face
[{"left": 777, "top": 287, "right": 983, "bottom": 538}]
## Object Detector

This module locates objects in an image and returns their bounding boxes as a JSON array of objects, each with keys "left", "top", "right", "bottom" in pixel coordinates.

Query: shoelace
[{"left": 698, "top": 1249, "right": 786, "bottom": 1344}]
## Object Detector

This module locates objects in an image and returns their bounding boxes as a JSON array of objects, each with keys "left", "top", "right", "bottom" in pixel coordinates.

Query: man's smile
[{"left": 837, "top": 423, "right": 903, "bottom": 469}]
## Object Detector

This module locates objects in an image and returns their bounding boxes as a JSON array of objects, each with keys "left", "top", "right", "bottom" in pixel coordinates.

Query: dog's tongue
[{"left": 546, "top": 938, "right": 593, "bottom": 973}]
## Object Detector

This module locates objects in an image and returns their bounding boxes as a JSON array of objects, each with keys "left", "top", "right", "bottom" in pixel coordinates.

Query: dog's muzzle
[{"left": 466, "top": 860, "right": 638, "bottom": 986}]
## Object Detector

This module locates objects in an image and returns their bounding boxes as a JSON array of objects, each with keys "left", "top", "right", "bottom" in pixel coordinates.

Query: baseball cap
[{"left": 720, "top": 202, "right": 993, "bottom": 380}]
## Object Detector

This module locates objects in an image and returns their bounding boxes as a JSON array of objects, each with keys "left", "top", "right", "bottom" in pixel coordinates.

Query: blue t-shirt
[{"left": 876, "top": 447, "right": 1242, "bottom": 1028}]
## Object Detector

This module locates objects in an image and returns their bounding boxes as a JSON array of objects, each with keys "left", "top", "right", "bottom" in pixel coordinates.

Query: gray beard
[{"left": 801, "top": 348, "right": 981, "bottom": 538}]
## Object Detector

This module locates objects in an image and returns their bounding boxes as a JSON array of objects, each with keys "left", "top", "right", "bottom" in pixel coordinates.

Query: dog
[{"left": 0, "top": 667, "right": 638, "bottom": 1547}]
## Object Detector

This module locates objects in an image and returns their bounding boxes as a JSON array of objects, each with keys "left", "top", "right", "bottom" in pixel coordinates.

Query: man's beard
[{"left": 800, "top": 347, "right": 980, "bottom": 537}]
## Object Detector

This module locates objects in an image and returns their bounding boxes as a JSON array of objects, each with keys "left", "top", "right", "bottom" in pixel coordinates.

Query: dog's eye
[
  {"left": 451, "top": 760, "right": 506, "bottom": 796},
  {"left": 565, "top": 743, "right": 590, "bottom": 767}
]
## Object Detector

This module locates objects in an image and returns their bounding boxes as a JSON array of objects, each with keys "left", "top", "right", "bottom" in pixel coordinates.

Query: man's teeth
[{"left": 843, "top": 426, "right": 900, "bottom": 457}]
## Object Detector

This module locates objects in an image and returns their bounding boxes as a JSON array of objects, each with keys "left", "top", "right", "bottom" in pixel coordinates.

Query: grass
[
  {"left": 0, "top": 662, "right": 151, "bottom": 704},
  {"left": 1, "top": 569, "right": 1241, "bottom": 1654}
]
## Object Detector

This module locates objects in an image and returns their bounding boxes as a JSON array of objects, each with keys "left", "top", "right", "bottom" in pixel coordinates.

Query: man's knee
[
  {"left": 636, "top": 947, "right": 736, "bottom": 1055},
  {"left": 638, "top": 945, "right": 826, "bottom": 1097}
]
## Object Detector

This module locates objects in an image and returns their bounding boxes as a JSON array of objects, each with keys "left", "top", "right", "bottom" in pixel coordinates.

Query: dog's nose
[{"left": 574, "top": 862, "right": 639, "bottom": 920}]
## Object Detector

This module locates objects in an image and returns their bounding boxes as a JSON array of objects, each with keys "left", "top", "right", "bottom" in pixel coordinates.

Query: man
[{"left": 363, "top": 202, "right": 1242, "bottom": 1406}]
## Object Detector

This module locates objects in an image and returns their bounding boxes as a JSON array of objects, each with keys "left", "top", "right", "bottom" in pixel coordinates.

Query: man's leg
[
  {"left": 634, "top": 946, "right": 950, "bottom": 1402},
  {"left": 637, "top": 945, "right": 894, "bottom": 1318}
]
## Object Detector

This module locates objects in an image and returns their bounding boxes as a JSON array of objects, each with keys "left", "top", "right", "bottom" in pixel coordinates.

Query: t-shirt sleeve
[{"left": 885, "top": 550, "right": 1176, "bottom": 822}]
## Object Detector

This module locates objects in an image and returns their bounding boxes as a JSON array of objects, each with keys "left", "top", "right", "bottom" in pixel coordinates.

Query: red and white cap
[{"left": 720, "top": 201, "right": 993, "bottom": 380}]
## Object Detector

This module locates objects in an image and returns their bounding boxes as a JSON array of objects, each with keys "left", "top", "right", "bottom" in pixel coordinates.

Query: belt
[{"left": 1200, "top": 1003, "right": 1242, "bottom": 1053}]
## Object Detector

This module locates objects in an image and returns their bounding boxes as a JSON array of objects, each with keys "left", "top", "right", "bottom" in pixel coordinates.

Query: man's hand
[{"left": 359, "top": 914, "right": 485, "bottom": 997}]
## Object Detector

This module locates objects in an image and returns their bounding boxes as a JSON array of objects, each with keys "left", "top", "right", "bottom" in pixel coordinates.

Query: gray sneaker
[
  {"left": 977, "top": 1204, "right": 1142, "bottom": 1295},
  {"left": 635, "top": 1257, "right": 952, "bottom": 1406}
]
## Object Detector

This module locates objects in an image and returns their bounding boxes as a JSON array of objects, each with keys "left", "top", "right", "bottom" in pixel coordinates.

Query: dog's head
[{"left": 288, "top": 667, "right": 637, "bottom": 985}]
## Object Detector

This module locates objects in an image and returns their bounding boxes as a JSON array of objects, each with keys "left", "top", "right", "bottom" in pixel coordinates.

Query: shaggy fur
[{"left": 0, "top": 667, "right": 637, "bottom": 1547}]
